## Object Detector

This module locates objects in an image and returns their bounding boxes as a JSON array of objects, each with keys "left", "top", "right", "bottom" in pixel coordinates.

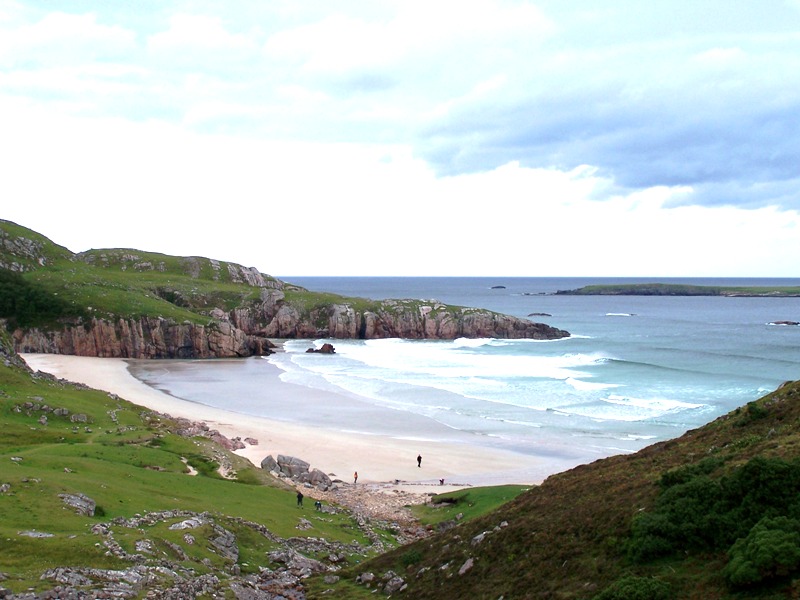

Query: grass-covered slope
[
  {"left": 1, "top": 219, "right": 569, "bottom": 346},
  {"left": 557, "top": 283, "right": 800, "bottom": 296},
  {"left": 1, "top": 219, "right": 284, "bottom": 328},
  {"left": 0, "top": 331, "right": 393, "bottom": 597},
  {"left": 318, "top": 383, "right": 800, "bottom": 599}
]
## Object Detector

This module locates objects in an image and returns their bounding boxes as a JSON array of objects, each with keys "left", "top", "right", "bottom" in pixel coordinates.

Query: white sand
[{"left": 21, "top": 353, "right": 557, "bottom": 488}]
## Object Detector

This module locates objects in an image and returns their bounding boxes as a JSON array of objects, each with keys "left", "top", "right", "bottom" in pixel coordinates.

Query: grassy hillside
[
  {"left": 313, "top": 383, "right": 800, "bottom": 599},
  {"left": 0, "top": 330, "right": 386, "bottom": 597},
  {"left": 557, "top": 283, "right": 800, "bottom": 297},
  {"left": 0, "top": 219, "right": 461, "bottom": 328},
  {"left": 0, "top": 328, "right": 525, "bottom": 597},
  {"left": 2, "top": 220, "right": 541, "bottom": 342},
  {"left": 0, "top": 220, "right": 285, "bottom": 327}
]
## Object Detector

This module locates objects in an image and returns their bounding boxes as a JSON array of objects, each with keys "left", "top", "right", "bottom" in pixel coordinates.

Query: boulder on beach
[
  {"left": 277, "top": 455, "right": 310, "bottom": 478},
  {"left": 298, "top": 468, "right": 333, "bottom": 490},
  {"left": 260, "top": 455, "right": 278, "bottom": 472}
]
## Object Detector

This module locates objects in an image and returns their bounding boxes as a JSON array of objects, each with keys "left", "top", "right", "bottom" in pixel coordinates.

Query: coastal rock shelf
[{"left": 2, "top": 220, "right": 570, "bottom": 359}]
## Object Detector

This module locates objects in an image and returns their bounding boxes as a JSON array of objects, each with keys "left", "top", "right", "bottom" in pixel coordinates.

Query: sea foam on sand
[{"left": 20, "top": 354, "right": 568, "bottom": 489}]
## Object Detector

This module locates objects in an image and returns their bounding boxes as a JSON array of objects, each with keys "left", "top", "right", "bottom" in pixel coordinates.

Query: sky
[{"left": 2, "top": 1, "right": 800, "bottom": 277}]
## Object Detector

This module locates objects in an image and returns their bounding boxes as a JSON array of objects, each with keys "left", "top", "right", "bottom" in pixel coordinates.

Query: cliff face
[
  {"left": 1, "top": 219, "right": 570, "bottom": 359},
  {"left": 12, "top": 316, "right": 276, "bottom": 359},
  {"left": 252, "top": 299, "right": 568, "bottom": 341},
  {"left": 12, "top": 298, "right": 568, "bottom": 359}
]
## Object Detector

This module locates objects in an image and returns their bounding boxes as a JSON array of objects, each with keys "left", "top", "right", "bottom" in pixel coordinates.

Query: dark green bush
[
  {"left": 629, "top": 457, "right": 800, "bottom": 562},
  {"left": 659, "top": 456, "right": 724, "bottom": 488},
  {"left": 723, "top": 516, "right": 800, "bottom": 588},
  {"left": 0, "top": 269, "right": 78, "bottom": 327},
  {"left": 735, "top": 401, "right": 769, "bottom": 426},
  {"left": 401, "top": 548, "right": 422, "bottom": 567}
]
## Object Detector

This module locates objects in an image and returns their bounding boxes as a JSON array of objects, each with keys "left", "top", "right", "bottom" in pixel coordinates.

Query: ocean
[{"left": 129, "top": 277, "right": 800, "bottom": 475}]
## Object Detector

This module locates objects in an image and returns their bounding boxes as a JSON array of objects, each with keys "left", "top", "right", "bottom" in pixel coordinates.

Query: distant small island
[{"left": 556, "top": 283, "right": 800, "bottom": 297}]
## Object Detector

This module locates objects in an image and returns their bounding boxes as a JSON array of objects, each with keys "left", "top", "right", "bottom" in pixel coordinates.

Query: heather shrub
[
  {"left": 723, "top": 517, "right": 800, "bottom": 588},
  {"left": 593, "top": 576, "right": 671, "bottom": 600}
]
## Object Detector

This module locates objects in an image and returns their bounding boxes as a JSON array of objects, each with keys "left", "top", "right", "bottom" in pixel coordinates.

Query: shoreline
[{"left": 20, "top": 353, "right": 569, "bottom": 490}]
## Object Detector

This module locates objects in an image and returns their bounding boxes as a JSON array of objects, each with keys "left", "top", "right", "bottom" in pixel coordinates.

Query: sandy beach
[{"left": 20, "top": 353, "right": 557, "bottom": 490}]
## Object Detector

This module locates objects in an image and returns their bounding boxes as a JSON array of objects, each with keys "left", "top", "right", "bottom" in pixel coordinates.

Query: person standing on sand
[
  {"left": 417, "top": 454, "right": 422, "bottom": 468},
  {"left": 353, "top": 471, "right": 358, "bottom": 485},
  {"left": 296, "top": 490, "right": 303, "bottom": 507}
]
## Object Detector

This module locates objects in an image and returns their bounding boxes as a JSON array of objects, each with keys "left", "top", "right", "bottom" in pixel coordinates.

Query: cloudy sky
[{"left": 2, "top": 1, "right": 800, "bottom": 277}]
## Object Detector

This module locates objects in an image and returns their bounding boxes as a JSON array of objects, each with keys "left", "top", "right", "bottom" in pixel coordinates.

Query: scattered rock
[
  {"left": 459, "top": 557, "right": 475, "bottom": 575},
  {"left": 19, "top": 530, "right": 54, "bottom": 538},
  {"left": 169, "top": 517, "right": 205, "bottom": 530},
  {"left": 471, "top": 531, "right": 488, "bottom": 546},
  {"left": 210, "top": 525, "right": 239, "bottom": 561},
  {"left": 383, "top": 573, "right": 406, "bottom": 594},
  {"left": 357, "top": 572, "right": 375, "bottom": 585},
  {"left": 59, "top": 492, "right": 96, "bottom": 516}
]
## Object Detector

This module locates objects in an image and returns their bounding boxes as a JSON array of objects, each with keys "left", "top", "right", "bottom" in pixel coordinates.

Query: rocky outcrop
[
  {"left": 0, "top": 325, "right": 30, "bottom": 369},
  {"left": 10, "top": 297, "right": 567, "bottom": 358},
  {"left": 2, "top": 220, "right": 569, "bottom": 358},
  {"left": 11, "top": 316, "right": 275, "bottom": 359},
  {"left": 59, "top": 492, "right": 96, "bottom": 516},
  {"left": 306, "top": 343, "right": 336, "bottom": 354},
  {"left": 9, "top": 298, "right": 568, "bottom": 360},
  {"left": 255, "top": 299, "right": 569, "bottom": 341}
]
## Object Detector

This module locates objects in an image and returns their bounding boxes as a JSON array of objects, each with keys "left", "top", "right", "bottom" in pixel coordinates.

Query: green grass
[
  {"left": 410, "top": 485, "right": 529, "bottom": 526},
  {"left": 0, "top": 353, "right": 383, "bottom": 595},
  {"left": 1, "top": 220, "right": 466, "bottom": 330}
]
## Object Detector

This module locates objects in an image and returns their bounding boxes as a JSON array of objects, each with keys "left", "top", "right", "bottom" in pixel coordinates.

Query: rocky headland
[{"left": 1, "top": 220, "right": 570, "bottom": 359}]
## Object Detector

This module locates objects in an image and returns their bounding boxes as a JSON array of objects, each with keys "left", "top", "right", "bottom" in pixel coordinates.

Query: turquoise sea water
[{"left": 130, "top": 277, "right": 800, "bottom": 471}]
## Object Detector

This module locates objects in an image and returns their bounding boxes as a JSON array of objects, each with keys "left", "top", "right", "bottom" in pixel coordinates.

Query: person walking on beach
[
  {"left": 417, "top": 454, "right": 422, "bottom": 468},
  {"left": 353, "top": 471, "right": 358, "bottom": 485},
  {"left": 296, "top": 490, "right": 304, "bottom": 507}
]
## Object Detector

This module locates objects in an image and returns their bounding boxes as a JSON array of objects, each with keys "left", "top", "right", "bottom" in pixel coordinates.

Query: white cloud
[
  {"left": 147, "top": 13, "right": 257, "bottom": 59},
  {"left": 2, "top": 2, "right": 800, "bottom": 275},
  {"left": 264, "top": 1, "right": 552, "bottom": 72},
  {"left": 0, "top": 11, "right": 136, "bottom": 66},
  {"left": 3, "top": 98, "right": 799, "bottom": 277}
]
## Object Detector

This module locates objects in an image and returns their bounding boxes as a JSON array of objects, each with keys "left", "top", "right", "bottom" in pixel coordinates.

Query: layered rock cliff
[
  {"left": 11, "top": 316, "right": 276, "bottom": 359},
  {"left": 1, "top": 219, "right": 570, "bottom": 358},
  {"left": 232, "top": 292, "right": 567, "bottom": 341},
  {"left": 12, "top": 294, "right": 568, "bottom": 358}
]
